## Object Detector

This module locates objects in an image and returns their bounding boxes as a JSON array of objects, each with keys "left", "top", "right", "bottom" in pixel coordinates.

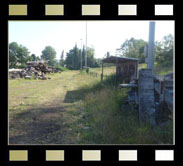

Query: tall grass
[{"left": 76, "top": 75, "right": 173, "bottom": 144}]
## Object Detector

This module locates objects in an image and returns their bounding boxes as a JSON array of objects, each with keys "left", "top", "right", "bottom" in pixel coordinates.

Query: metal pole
[
  {"left": 85, "top": 21, "right": 87, "bottom": 68},
  {"left": 147, "top": 22, "right": 155, "bottom": 72},
  {"left": 80, "top": 38, "right": 82, "bottom": 70}
]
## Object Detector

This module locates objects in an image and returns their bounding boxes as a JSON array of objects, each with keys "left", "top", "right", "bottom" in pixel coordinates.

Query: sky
[{"left": 9, "top": 21, "right": 174, "bottom": 60}]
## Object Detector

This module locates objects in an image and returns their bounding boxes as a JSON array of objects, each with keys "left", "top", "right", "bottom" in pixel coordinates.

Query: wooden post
[
  {"left": 115, "top": 59, "right": 118, "bottom": 85},
  {"left": 138, "top": 69, "right": 156, "bottom": 125},
  {"left": 101, "top": 62, "right": 103, "bottom": 81}
]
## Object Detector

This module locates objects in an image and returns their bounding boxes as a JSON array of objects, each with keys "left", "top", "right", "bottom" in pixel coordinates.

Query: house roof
[{"left": 102, "top": 56, "right": 139, "bottom": 64}]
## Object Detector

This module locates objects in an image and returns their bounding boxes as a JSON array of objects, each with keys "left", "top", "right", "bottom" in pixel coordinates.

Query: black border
[{"left": 0, "top": 0, "right": 180, "bottom": 166}]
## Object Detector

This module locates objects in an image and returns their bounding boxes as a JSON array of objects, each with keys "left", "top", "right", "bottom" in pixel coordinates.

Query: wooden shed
[{"left": 102, "top": 56, "right": 139, "bottom": 83}]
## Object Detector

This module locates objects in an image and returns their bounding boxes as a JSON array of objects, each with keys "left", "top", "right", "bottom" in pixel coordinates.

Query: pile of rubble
[{"left": 9, "top": 61, "right": 61, "bottom": 80}]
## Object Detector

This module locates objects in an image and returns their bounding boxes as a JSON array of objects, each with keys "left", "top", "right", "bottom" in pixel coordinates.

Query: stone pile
[{"left": 9, "top": 61, "right": 61, "bottom": 80}]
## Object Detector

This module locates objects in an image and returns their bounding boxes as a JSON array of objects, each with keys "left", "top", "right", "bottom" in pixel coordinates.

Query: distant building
[{"left": 102, "top": 56, "right": 139, "bottom": 83}]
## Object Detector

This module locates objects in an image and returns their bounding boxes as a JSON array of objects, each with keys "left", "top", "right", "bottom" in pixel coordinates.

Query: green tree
[
  {"left": 86, "top": 47, "right": 100, "bottom": 68},
  {"left": 9, "top": 42, "right": 30, "bottom": 68},
  {"left": 65, "top": 45, "right": 99, "bottom": 70},
  {"left": 9, "top": 42, "right": 19, "bottom": 68},
  {"left": 65, "top": 45, "right": 80, "bottom": 70},
  {"left": 120, "top": 38, "right": 147, "bottom": 63},
  {"left": 41, "top": 46, "right": 57, "bottom": 66},
  {"left": 155, "top": 34, "right": 173, "bottom": 67},
  {"left": 59, "top": 50, "right": 65, "bottom": 66},
  {"left": 31, "top": 54, "right": 36, "bottom": 61}
]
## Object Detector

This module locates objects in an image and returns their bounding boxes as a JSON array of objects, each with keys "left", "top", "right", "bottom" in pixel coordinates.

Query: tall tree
[
  {"left": 41, "top": 46, "right": 57, "bottom": 66},
  {"left": 120, "top": 38, "right": 147, "bottom": 63},
  {"left": 59, "top": 50, "right": 65, "bottom": 66},
  {"left": 9, "top": 42, "right": 30, "bottom": 68},
  {"left": 86, "top": 47, "right": 100, "bottom": 68},
  {"left": 155, "top": 34, "right": 173, "bottom": 67},
  {"left": 65, "top": 45, "right": 80, "bottom": 70},
  {"left": 31, "top": 54, "right": 36, "bottom": 61},
  {"left": 65, "top": 45, "right": 99, "bottom": 70}
]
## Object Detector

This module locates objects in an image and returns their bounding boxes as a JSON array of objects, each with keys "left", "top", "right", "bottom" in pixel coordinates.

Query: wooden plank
[
  {"left": 163, "top": 88, "right": 173, "bottom": 112},
  {"left": 101, "top": 62, "right": 103, "bottom": 81},
  {"left": 120, "top": 83, "right": 137, "bottom": 88}
]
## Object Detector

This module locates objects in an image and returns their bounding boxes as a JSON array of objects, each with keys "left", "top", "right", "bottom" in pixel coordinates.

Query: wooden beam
[
  {"left": 120, "top": 83, "right": 138, "bottom": 88},
  {"left": 101, "top": 62, "right": 103, "bottom": 81},
  {"left": 115, "top": 58, "right": 118, "bottom": 85}
]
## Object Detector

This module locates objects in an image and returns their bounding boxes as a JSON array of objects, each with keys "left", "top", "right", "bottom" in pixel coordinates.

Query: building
[{"left": 102, "top": 56, "right": 139, "bottom": 83}]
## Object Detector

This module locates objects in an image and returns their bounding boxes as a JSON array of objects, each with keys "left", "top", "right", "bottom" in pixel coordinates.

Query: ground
[
  {"left": 9, "top": 66, "right": 173, "bottom": 145},
  {"left": 9, "top": 70, "right": 100, "bottom": 144}
]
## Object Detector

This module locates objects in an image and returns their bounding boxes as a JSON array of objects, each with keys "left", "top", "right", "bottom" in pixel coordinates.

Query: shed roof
[{"left": 102, "top": 56, "right": 139, "bottom": 64}]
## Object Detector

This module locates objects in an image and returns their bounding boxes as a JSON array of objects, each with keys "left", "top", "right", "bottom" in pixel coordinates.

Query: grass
[
  {"left": 9, "top": 70, "right": 99, "bottom": 144},
  {"left": 138, "top": 62, "right": 173, "bottom": 75},
  {"left": 9, "top": 65, "right": 173, "bottom": 144},
  {"left": 70, "top": 75, "right": 173, "bottom": 144},
  {"left": 89, "top": 62, "right": 172, "bottom": 76},
  {"left": 90, "top": 66, "right": 116, "bottom": 76}
]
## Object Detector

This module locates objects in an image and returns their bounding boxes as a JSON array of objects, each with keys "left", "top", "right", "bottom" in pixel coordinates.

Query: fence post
[
  {"left": 138, "top": 69, "right": 156, "bottom": 125},
  {"left": 101, "top": 62, "right": 103, "bottom": 81}
]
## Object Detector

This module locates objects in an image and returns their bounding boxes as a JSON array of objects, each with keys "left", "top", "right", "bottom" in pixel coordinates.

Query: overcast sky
[{"left": 9, "top": 21, "right": 174, "bottom": 59}]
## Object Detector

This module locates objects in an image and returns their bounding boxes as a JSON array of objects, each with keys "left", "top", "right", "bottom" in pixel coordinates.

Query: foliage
[
  {"left": 86, "top": 47, "right": 100, "bottom": 68},
  {"left": 120, "top": 38, "right": 147, "bottom": 63},
  {"left": 59, "top": 50, "right": 65, "bottom": 67},
  {"left": 155, "top": 34, "right": 174, "bottom": 67},
  {"left": 30, "top": 54, "right": 40, "bottom": 61},
  {"left": 41, "top": 46, "right": 57, "bottom": 66},
  {"left": 9, "top": 42, "right": 30, "bottom": 68},
  {"left": 65, "top": 45, "right": 100, "bottom": 70},
  {"left": 119, "top": 34, "right": 174, "bottom": 67},
  {"left": 55, "top": 65, "right": 69, "bottom": 72},
  {"left": 65, "top": 45, "right": 80, "bottom": 70}
]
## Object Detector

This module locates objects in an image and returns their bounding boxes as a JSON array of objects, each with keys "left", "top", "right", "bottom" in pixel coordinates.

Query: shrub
[{"left": 55, "top": 65, "right": 69, "bottom": 72}]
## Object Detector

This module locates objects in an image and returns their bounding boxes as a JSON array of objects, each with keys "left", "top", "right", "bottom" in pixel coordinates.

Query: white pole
[
  {"left": 147, "top": 22, "right": 155, "bottom": 72},
  {"left": 80, "top": 38, "right": 82, "bottom": 70},
  {"left": 85, "top": 21, "right": 87, "bottom": 68}
]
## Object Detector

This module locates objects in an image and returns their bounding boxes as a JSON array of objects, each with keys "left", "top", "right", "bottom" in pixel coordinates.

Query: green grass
[
  {"left": 89, "top": 62, "right": 172, "bottom": 77},
  {"left": 9, "top": 70, "right": 99, "bottom": 144},
  {"left": 71, "top": 75, "right": 173, "bottom": 144},
  {"left": 9, "top": 65, "right": 173, "bottom": 144},
  {"left": 90, "top": 66, "right": 116, "bottom": 76},
  {"left": 138, "top": 62, "right": 173, "bottom": 76}
]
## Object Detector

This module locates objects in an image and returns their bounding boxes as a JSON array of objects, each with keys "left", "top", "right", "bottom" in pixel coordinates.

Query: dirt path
[{"left": 9, "top": 71, "right": 98, "bottom": 144}]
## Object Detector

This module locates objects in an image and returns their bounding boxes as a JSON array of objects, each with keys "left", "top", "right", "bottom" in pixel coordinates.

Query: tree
[
  {"left": 9, "top": 42, "right": 30, "bottom": 68},
  {"left": 59, "top": 50, "right": 65, "bottom": 66},
  {"left": 86, "top": 47, "right": 100, "bottom": 68},
  {"left": 65, "top": 45, "right": 99, "bottom": 70},
  {"left": 120, "top": 38, "right": 147, "bottom": 63},
  {"left": 106, "top": 51, "right": 110, "bottom": 58},
  {"left": 31, "top": 54, "right": 36, "bottom": 61},
  {"left": 65, "top": 45, "right": 80, "bottom": 70},
  {"left": 9, "top": 42, "right": 19, "bottom": 68},
  {"left": 41, "top": 46, "right": 57, "bottom": 66},
  {"left": 155, "top": 34, "right": 173, "bottom": 67}
]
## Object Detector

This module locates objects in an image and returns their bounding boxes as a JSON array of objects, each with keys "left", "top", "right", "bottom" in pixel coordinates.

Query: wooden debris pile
[
  {"left": 9, "top": 61, "right": 61, "bottom": 80},
  {"left": 120, "top": 70, "right": 174, "bottom": 126}
]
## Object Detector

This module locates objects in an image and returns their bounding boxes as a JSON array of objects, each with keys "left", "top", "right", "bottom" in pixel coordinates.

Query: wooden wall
[{"left": 116, "top": 61, "right": 138, "bottom": 82}]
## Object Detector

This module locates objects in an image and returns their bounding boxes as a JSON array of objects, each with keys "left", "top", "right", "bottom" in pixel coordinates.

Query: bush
[
  {"left": 55, "top": 65, "right": 69, "bottom": 72},
  {"left": 16, "top": 64, "right": 26, "bottom": 69}
]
